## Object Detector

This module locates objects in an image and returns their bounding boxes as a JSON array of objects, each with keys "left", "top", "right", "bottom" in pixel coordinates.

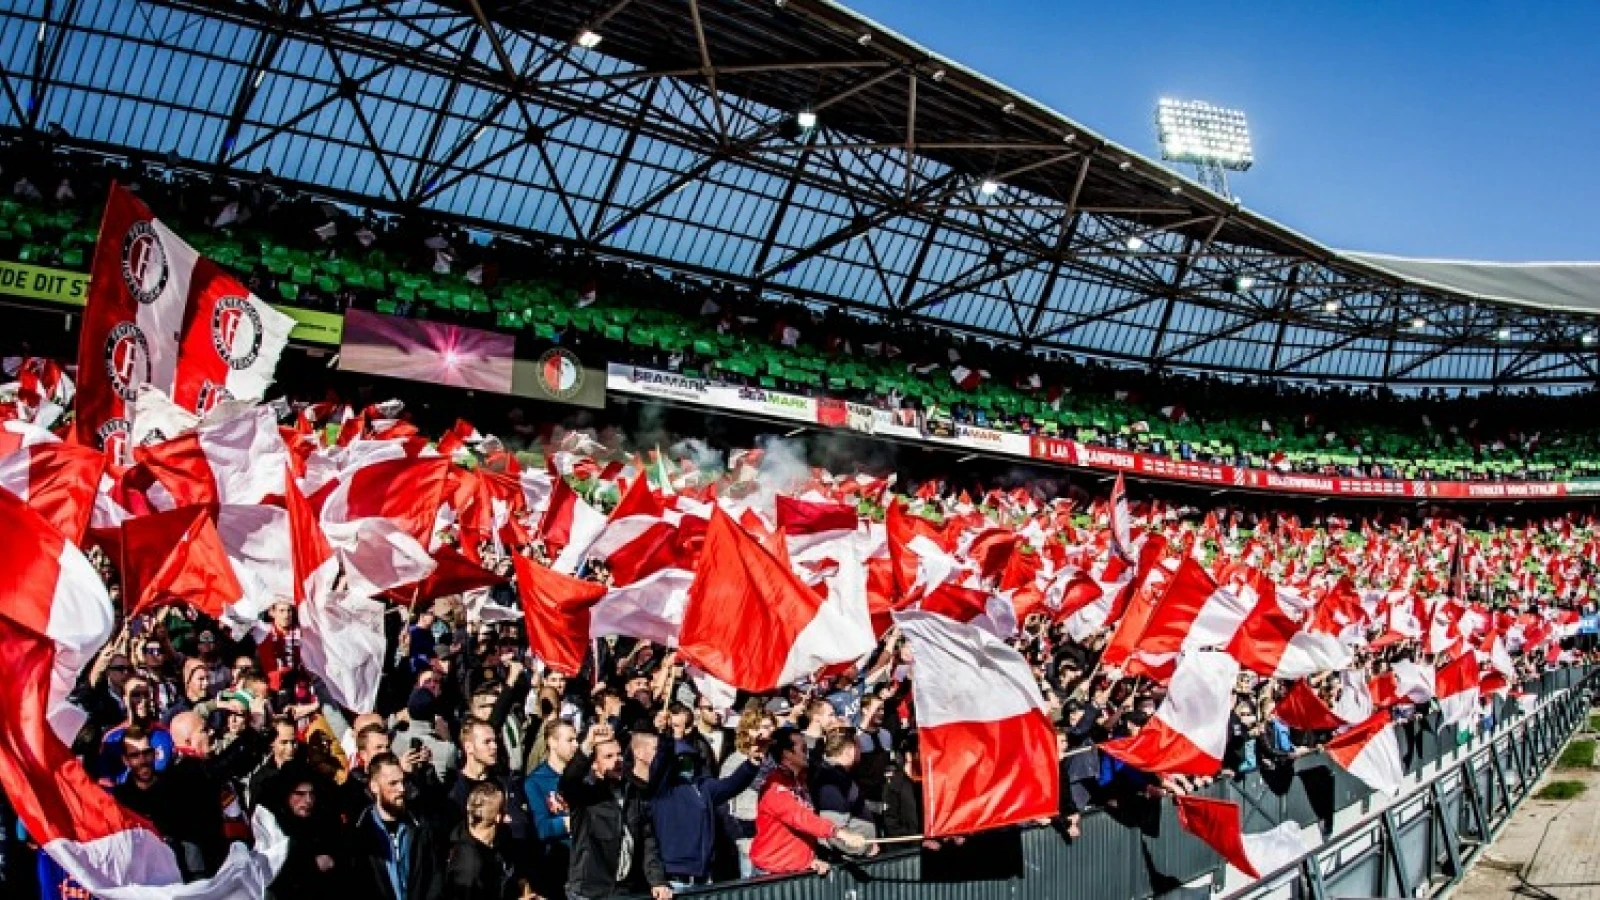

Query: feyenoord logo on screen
[
  {"left": 538, "top": 348, "right": 584, "bottom": 400},
  {"left": 211, "top": 295, "right": 265, "bottom": 370},
  {"left": 104, "top": 322, "right": 151, "bottom": 401},
  {"left": 121, "top": 220, "right": 168, "bottom": 305}
]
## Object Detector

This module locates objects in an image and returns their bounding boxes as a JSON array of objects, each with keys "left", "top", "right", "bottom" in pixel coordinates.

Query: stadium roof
[{"left": 5, "top": 0, "right": 1599, "bottom": 386}]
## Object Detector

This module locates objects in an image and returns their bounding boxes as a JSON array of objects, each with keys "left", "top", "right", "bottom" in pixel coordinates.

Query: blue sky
[{"left": 848, "top": 0, "right": 1600, "bottom": 262}]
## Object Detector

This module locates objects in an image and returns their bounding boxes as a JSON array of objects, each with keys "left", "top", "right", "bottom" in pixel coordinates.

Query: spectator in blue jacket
[
  {"left": 524, "top": 718, "right": 578, "bottom": 900},
  {"left": 649, "top": 725, "right": 765, "bottom": 887}
]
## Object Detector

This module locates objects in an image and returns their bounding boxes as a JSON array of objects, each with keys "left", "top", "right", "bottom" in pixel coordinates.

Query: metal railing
[{"left": 679, "top": 666, "right": 1595, "bottom": 900}]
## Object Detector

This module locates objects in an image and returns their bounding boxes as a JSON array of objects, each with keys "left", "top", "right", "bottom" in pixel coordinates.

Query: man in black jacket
[
  {"left": 559, "top": 723, "right": 672, "bottom": 900},
  {"left": 345, "top": 753, "right": 444, "bottom": 900}
]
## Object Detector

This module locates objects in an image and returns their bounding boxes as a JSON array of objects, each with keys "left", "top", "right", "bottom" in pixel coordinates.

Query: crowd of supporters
[
  {"left": 0, "top": 380, "right": 1592, "bottom": 900},
  {"left": 4, "top": 135, "right": 1600, "bottom": 482}
]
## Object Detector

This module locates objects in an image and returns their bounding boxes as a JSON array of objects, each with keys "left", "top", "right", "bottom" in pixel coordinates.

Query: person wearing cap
[
  {"left": 163, "top": 658, "right": 219, "bottom": 725},
  {"left": 396, "top": 689, "right": 459, "bottom": 783}
]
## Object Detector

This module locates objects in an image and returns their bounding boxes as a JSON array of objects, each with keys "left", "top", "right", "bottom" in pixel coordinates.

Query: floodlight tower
[{"left": 1155, "top": 98, "right": 1253, "bottom": 198}]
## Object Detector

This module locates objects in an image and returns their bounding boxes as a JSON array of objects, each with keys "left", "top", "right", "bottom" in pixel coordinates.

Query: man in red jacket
[{"left": 751, "top": 727, "right": 868, "bottom": 875}]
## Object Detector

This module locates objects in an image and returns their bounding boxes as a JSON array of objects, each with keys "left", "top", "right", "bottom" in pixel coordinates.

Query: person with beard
[
  {"left": 346, "top": 753, "right": 444, "bottom": 900},
  {"left": 559, "top": 723, "right": 672, "bottom": 900},
  {"left": 112, "top": 727, "right": 224, "bottom": 881},
  {"left": 266, "top": 765, "right": 344, "bottom": 900},
  {"left": 97, "top": 675, "right": 175, "bottom": 784}
]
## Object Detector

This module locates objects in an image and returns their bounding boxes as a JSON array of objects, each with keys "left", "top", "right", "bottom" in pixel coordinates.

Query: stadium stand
[{"left": 3, "top": 144, "right": 1600, "bottom": 485}]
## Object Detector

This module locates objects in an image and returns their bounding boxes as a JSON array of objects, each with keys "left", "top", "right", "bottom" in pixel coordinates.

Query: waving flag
[
  {"left": 0, "top": 489, "right": 288, "bottom": 897},
  {"left": 515, "top": 554, "right": 607, "bottom": 676},
  {"left": 1326, "top": 714, "right": 1405, "bottom": 795},
  {"left": 1099, "top": 651, "right": 1238, "bottom": 776},
  {"left": 679, "top": 507, "right": 873, "bottom": 691},
  {"left": 77, "top": 184, "right": 195, "bottom": 461},
  {"left": 134, "top": 405, "right": 289, "bottom": 509},
  {"left": 1175, "top": 796, "right": 1311, "bottom": 879},
  {"left": 0, "top": 439, "right": 102, "bottom": 543},
  {"left": 172, "top": 258, "right": 294, "bottom": 415},
  {"left": 895, "top": 609, "right": 1058, "bottom": 836},
  {"left": 1273, "top": 680, "right": 1346, "bottom": 732}
]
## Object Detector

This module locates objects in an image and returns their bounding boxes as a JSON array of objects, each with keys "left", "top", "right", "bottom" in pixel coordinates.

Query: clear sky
[{"left": 846, "top": 0, "right": 1600, "bottom": 262}]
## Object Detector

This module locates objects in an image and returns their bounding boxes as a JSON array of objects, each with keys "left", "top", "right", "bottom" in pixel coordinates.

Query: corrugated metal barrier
[{"left": 677, "top": 666, "right": 1595, "bottom": 900}]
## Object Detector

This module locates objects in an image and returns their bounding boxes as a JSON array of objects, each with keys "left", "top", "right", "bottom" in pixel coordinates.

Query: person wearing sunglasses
[{"left": 95, "top": 676, "right": 175, "bottom": 786}]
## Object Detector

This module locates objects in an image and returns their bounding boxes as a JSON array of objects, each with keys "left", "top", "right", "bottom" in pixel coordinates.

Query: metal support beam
[{"left": 586, "top": 80, "right": 660, "bottom": 242}]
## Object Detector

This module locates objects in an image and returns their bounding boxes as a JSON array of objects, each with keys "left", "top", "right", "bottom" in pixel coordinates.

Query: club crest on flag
[
  {"left": 120, "top": 219, "right": 168, "bottom": 304},
  {"left": 211, "top": 295, "right": 265, "bottom": 370},
  {"left": 95, "top": 417, "right": 132, "bottom": 460},
  {"left": 195, "top": 380, "right": 233, "bottom": 415},
  {"left": 103, "top": 322, "right": 151, "bottom": 400},
  {"left": 538, "top": 347, "right": 584, "bottom": 399}
]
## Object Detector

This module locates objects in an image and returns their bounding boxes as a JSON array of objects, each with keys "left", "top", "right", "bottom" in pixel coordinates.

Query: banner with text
[{"left": 606, "top": 364, "right": 1584, "bottom": 502}]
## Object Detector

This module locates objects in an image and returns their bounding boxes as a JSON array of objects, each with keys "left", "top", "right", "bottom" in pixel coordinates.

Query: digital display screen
[{"left": 338, "top": 309, "right": 515, "bottom": 393}]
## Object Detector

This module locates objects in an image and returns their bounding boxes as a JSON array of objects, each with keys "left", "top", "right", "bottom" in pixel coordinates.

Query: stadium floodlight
[
  {"left": 980, "top": 179, "right": 999, "bottom": 195},
  {"left": 1156, "top": 98, "right": 1253, "bottom": 197},
  {"left": 1585, "top": 333, "right": 1597, "bottom": 345},
  {"left": 576, "top": 29, "right": 603, "bottom": 49},
  {"left": 796, "top": 110, "right": 817, "bottom": 130},
  {"left": 1498, "top": 327, "right": 1512, "bottom": 340},
  {"left": 1323, "top": 299, "right": 1340, "bottom": 313},
  {"left": 1234, "top": 275, "right": 1256, "bottom": 291},
  {"left": 1125, "top": 235, "right": 1145, "bottom": 251},
  {"left": 1412, "top": 316, "right": 1427, "bottom": 329}
]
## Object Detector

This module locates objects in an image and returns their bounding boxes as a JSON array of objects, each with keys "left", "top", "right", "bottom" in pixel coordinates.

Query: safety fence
[{"left": 681, "top": 665, "right": 1596, "bottom": 900}]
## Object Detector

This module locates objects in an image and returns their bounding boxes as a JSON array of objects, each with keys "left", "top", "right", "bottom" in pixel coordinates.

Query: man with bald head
[
  {"left": 113, "top": 721, "right": 228, "bottom": 880},
  {"left": 167, "top": 710, "right": 228, "bottom": 876}
]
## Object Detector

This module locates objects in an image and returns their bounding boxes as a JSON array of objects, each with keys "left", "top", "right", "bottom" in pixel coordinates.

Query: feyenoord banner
[
  {"left": 77, "top": 184, "right": 194, "bottom": 461},
  {"left": 77, "top": 184, "right": 291, "bottom": 460}
]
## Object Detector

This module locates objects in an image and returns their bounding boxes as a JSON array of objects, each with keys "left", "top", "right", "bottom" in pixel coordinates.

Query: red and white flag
[
  {"left": 134, "top": 405, "right": 289, "bottom": 509},
  {"left": 0, "top": 489, "right": 288, "bottom": 897},
  {"left": 0, "top": 438, "right": 102, "bottom": 544},
  {"left": 1109, "top": 472, "right": 1134, "bottom": 562},
  {"left": 950, "top": 366, "right": 984, "bottom": 391},
  {"left": 171, "top": 258, "right": 294, "bottom": 415},
  {"left": 583, "top": 476, "right": 676, "bottom": 586},
  {"left": 1226, "top": 586, "right": 1351, "bottom": 680},
  {"left": 515, "top": 554, "right": 607, "bottom": 676},
  {"left": 1272, "top": 680, "right": 1346, "bottom": 732},
  {"left": 1123, "top": 556, "right": 1254, "bottom": 680},
  {"left": 1100, "top": 650, "right": 1238, "bottom": 776},
  {"left": 319, "top": 455, "right": 449, "bottom": 596},
  {"left": 120, "top": 506, "right": 244, "bottom": 619},
  {"left": 894, "top": 609, "right": 1058, "bottom": 836},
  {"left": 589, "top": 567, "right": 694, "bottom": 647},
  {"left": 77, "top": 184, "right": 196, "bottom": 461},
  {"left": 678, "top": 507, "right": 873, "bottom": 691},
  {"left": 1326, "top": 713, "right": 1405, "bottom": 795},
  {"left": 1436, "top": 652, "right": 1482, "bottom": 728},
  {"left": 1175, "top": 795, "right": 1311, "bottom": 879},
  {"left": 775, "top": 494, "right": 859, "bottom": 555}
]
